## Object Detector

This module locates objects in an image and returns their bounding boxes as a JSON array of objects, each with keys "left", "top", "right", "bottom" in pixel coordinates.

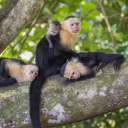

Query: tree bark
[
  {"left": 0, "top": 0, "right": 44, "bottom": 54},
  {"left": 0, "top": 58, "right": 128, "bottom": 128}
]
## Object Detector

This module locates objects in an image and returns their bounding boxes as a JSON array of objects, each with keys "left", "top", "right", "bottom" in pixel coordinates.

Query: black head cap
[
  {"left": 51, "top": 20, "right": 61, "bottom": 26},
  {"left": 65, "top": 15, "right": 75, "bottom": 20},
  {"left": 59, "top": 62, "right": 68, "bottom": 76}
]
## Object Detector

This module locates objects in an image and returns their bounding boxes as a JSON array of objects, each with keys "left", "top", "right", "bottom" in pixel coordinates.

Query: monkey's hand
[
  {"left": 63, "top": 79, "right": 76, "bottom": 85},
  {"left": 113, "top": 61, "right": 120, "bottom": 71},
  {"left": 63, "top": 79, "right": 70, "bottom": 85},
  {"left": 96, "top": 62, "right": 107, "bottom": 72},
  {"left": 49, "top": 44, "right": 53, "bottom": 48}
]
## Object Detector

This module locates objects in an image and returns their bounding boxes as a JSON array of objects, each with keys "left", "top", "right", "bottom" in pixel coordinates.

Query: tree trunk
[
  {"left": 0, "top": 0, "right": 44, "bottom": 54},
  {"left": 0, "top": 58, "right": 128, "bottom": 128}
]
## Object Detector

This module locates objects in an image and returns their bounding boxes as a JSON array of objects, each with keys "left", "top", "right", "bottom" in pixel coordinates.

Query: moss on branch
[{"left": 0, "top": 58, "right": 128, "bottom": 128}]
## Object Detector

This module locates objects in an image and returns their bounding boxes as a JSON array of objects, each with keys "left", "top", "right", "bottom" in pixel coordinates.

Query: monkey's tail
[
  {"left": 29, "top": 74, "right": 46, "bottom": 128},
  {"left": 0, "top": 78, "right": 17, "bottom": 87}
]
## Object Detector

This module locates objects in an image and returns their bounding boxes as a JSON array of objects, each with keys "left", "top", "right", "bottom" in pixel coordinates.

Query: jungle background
[{"left": 0, "top": 0, "right": 128, "bottom": 127}]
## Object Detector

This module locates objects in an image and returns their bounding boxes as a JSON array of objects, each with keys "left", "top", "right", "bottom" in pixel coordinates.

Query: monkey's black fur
[
  {"left": 29, "top": 21, "right": 77, "bottom": 128},
  {"left": 78, "top": 52, "right": 124, "bottom": 70},
  {"left": 51, "top": 20, "right": 61, "bottom": 26},
  {"left": 0, "top": 58, "right": 26, "bottom": 87},
  {"left": 65, "top": 15, "right": 75, "bottom": 20},
  {"left": 60, "top": 52, "right": 124, "bottom": 85}
]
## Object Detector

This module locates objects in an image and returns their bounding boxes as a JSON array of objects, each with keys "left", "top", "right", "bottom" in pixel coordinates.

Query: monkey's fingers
[
  {"left": 96, "top": 62, "right": 106, "bottom": 72},
  {"left": 49, "top": 44, "right": 53, "bottom": 48},
  {"left": 62, "top": 79, "right": 70, "bottom": 85},
  {"left": 113, "top": 62, "right": 120, "bottom": 71}
]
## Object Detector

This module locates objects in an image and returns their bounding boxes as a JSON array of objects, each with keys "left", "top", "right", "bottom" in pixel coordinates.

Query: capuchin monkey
[
  {"left": 46, "top": 21, "right": 61, "bottom": 48},
  {"left": 0, "top": 58, "right": 38, "bottom": 87},
  {"left": 60, "top": 52, "right": 124, "bottom": 85},
  {"left": 60, "top": 57, "right": 95, "bottom": 85},
  {"left": 30, "top": 16, "right": 81, "bottom": 128}
]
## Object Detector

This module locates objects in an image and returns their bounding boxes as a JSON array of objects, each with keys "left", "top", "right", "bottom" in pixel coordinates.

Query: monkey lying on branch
[
  {"left": 0, "top": 58, "right": 38, "bottom": 87},
  {"left": 60, "top": 52, "right": 124, "bottom": 85}
]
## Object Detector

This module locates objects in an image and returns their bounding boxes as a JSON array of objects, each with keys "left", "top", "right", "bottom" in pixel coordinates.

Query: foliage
[{"left": 0, "top": 0, "right": 128, "bottom": 127}]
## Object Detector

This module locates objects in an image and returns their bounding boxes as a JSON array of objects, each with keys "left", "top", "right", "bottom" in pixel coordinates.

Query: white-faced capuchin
[
  {"left": 0, "top": 58, "right": 38, "bottom": 87},
  {"left": 30, "top": 16, "right": 81, "bottom": 128},
  {"left": 46, "top": 21, "right": 61, "bottom": 48},
  {"left": 60, "top": 52, "right": 124, "bottom": 85},
  {"left": 60, "top": 57, "right": 95, "bottom": 85}
]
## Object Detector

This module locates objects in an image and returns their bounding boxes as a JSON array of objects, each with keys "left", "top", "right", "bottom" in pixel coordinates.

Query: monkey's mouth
[
  {"left": 73, "top": 30, "right": 79, "bottom": 33},
  {"left": 30, "top": 77, "right": 36, "bottom": 81}
]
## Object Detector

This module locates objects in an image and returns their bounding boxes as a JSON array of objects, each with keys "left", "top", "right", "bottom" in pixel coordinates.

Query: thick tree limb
[
  {"left": 0, "top": 0, "right": 44, "bottom": 54},
  {"left": 0, "top": 0, "right": 18, "bottom": 22},
  {"left": 0, "top": 58, "right": 128, "bottom": 128}
]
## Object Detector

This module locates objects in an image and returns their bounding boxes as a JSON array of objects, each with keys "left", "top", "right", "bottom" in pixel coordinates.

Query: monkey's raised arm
[
  {"left": 58, "top": 49, "right": 77, "bottom": 59},
  {"left": 45, "top": 35, "right": 53, "bottom": 48},
  {"left": 95, "top": 52, "right": 124, "bottom": 71},
  {"left": 78, "top": 52, "right": 125, "bottom": 71}
]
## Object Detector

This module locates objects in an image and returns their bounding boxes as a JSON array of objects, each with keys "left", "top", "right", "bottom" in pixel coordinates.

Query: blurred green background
[{"left": 0, "top": 0, "right": 128, "bottom": 127}]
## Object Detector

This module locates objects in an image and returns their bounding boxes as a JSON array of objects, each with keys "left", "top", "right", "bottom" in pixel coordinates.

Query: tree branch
[
  {"left": 98, "top": 0, "right": 117, "bottom": 53},
  {"left": 81, "top": 6, "right": 100, "bottom": 22},
  {"left": 0, "top": 0, "right": 18, "bottom": 22},
  {"left": 0, "top": 58, "right": 128, "bottom": 128},
  {"left": 0, "top": 0, "right": 44, "bottom": 54},
  {"left": 9, "top": 0, "right": 60, "bottom": 53}
]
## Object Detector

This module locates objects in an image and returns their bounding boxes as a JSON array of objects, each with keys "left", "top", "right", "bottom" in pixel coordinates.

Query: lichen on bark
[
  {"left": 0, "top": 0, "right": 44, "bottom": 53},
  {"left": 0, "top": 59, "right": 127, "bottom": 128}
]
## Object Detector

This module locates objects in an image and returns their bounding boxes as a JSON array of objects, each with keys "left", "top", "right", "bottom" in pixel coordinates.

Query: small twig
[
  {"left": 98, "top": 0, "right": 117, "bottom": 53},
  {"left": 81, "top": 6, "right": 100, "bottom": 21},
  {"left": 19, "top": 36, "right": 28, "bottom": 54}
]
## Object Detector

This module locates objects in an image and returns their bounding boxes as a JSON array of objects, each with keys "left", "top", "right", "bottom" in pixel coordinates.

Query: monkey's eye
[
  {"left": 72, "top": 72, "right": 74, "bottom": 75},
  {"left": 30, "top": 71, "right": 33, "bottom": 74},
  {"left": 71, "top": 24, "right": 74, "bottom": 26},
  {"left": 76, "top": 23, "right": 79, "bottom": 25}
]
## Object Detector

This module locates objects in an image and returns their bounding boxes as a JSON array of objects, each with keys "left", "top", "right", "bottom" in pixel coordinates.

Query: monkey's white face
[
  {"left": 69, "top": 22, "right": 80, "bottom": 33},
  {"left": 70, "top": 70, "right": 80, "bottom": 80},
  {"left": 64, "top": 69, "right": 80, "bottom": 80},
  {"left": 49, "top": 24, "right": 60, "bottom": 36},
  {"left": 50, "top": 30, "right": 59, "bottom": 36},
  {"left": 25, "top": 66, "right": 38, "bottom": 81},
  {"left": 67, "top": 18, "right": 81, "bottom": 34},
  {"left": 28, "top": 69, "right": 38, "bottom": 81}
]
